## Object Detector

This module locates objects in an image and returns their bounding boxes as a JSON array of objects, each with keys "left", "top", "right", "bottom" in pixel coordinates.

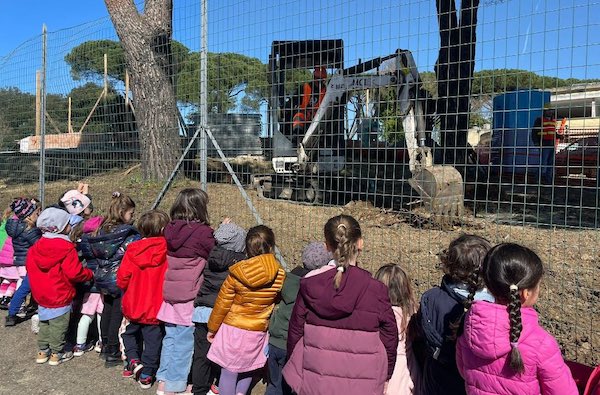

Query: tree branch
[
  {"left": 104, "top": 0, "right": 145, "bottom": 37},
  {"left": 144, "top": 0, "right": 173, "bottom": 32}
]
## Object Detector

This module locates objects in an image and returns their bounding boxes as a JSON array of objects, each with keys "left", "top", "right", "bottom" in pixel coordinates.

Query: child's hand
[
  {"left": 221, "top": 217, "right": 231, "bottom": 225},
  {"left": 207, "top": 331, "right": 215, "bottom": 343}
]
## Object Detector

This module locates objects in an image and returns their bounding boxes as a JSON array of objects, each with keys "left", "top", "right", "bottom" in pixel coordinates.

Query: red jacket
[
  {"left": 26, "top": 235, "right": 93, "bottom": 308},
  {"left": 117, "top": 237, "right": 168, "bottom": 325}
]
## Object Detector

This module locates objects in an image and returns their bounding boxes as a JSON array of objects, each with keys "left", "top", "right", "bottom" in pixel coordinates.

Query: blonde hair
[{"left": 324, "top": 215, "right": 362, "bottom": 289}]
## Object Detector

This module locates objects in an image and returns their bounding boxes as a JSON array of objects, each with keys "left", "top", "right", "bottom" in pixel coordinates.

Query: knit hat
[
  {"left": 10, "top": 197, "right": 38, "bottom": 220},
  {"left": 214, "top": 223, "right": 247, "bottom": 253},
  {"left": 302, "top": 241, "right": 333, "bottom": 270},
  {"left": 60, "top": 190, "right": 91, "bottom": 215},
  {"left": 37, "top": 207, "right": 71, "bottom": 234}
]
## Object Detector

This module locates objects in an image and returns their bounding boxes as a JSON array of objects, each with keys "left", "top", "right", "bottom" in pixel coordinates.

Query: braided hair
[
  {"left": 483, "top": 243, "right": 544, "bottom": 373},
  {"left": 324, "top": 215, "right": 362, "bottom": 289},
  {"left": 445, "top": 234, "right": 492, "bottom": 340}
]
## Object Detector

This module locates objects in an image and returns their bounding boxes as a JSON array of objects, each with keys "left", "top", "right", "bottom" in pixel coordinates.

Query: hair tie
[
  {"left": 337, "top": 223, "right": 347, "bottom": 231},
  {"left": 509, "top": 284, "right": 518, "bottom": 291},
  {"left": 112, "top": 191, "right": 121, "bottom": 198},
  {"left": 337, "top": 266, "right": 345, "bottom": 273},
  {"left": 510, "top": 341, "right": 519, "bottom": 349}
]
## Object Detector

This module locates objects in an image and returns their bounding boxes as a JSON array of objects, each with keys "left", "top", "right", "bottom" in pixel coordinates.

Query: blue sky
[{"left": 0, "top": 0, "right": 598, "bottom": 96}]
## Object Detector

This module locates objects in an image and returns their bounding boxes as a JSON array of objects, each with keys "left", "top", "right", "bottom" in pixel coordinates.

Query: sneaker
[
  {"left": 36, "top": 349, "right": 50, "bottom": 364},
  {"left": 122, "top": 359, "right": 143, "bottom": 379},
  {"left": 16, "top": 303, "right": 37, "bottom": 319},
  {"left": 208, "top": 384, "right": 220, "bottom": 395},
  {"left": 104, "top": 350, "right": 123, "bottom": 367},
  {"left": 31, "top": 314, "right": 40, "bottom": 334},
  {"left": 155, "top": 380, "right": 165, "bottom": 395},
  {"left": 4, "top": 315, "right": 18, "bottom": 327},
  {"left": 73, "top": 342, "right": 94, "bottom": 357},
  {"left": 94, "top": 340, "right": 103, "bottom": 353},
  {"left": 138, "top": 374, "right": 154, "bottom": 389},
  {"left": 48, "top": 351, "right": 74, "bottom": 366},
  {"left": 0, "top": 296, "right": 11, "bottom": 310}
]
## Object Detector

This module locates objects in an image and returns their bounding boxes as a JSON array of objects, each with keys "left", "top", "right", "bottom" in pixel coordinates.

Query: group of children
[{"left": 0, "top": 185, "right": 584, "bottom": 395}]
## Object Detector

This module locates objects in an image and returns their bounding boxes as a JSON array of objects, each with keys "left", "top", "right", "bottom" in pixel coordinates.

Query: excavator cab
[{"left": 267, "top": 40, "right": 345, "bottom": 172}]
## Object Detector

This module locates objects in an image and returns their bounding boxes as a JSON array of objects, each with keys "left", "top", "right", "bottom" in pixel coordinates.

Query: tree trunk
[
  {"left": 435, "top": 0, "right": 479, "bottom": 167},
  {"left": 105, "top": 0, "right": 180, "bottom": 180}
]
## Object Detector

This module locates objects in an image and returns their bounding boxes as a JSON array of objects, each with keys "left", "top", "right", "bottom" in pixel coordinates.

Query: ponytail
[
  {"left": 324, "top": 215, "right": 362, "bottom": 290},
  {"left": 508, "top": 284, "right": 524, "bottom": 373}
]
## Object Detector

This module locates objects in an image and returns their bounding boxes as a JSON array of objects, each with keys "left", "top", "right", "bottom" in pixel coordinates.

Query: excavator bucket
[{"left": 408, "top": 165, "right": 464, "bottom": 220}]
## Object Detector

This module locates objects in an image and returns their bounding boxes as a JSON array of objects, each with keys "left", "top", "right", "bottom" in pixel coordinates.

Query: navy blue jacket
[
  {"left": 416, "top": 275, "right": 469, "bottom": 395},
  {"left": 79, "top": 224, "right": 140, "bottom": 296},
  {"left": 5, "top": 218, "right": 41, "bottom": 267},
  {"left": 194, "top": 245, "right": 245, "bottom": 309}
]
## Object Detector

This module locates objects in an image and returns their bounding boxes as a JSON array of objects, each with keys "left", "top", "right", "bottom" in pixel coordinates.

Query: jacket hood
[
  {"left": 462, "top": 301, "right": 539, "bottom": 361},
  {"left": 301, "top": 265, "right": 371, "bottom": 320},
  {"left": 82, "top": 216, "right": 103, "bottom": 234},
  {"left": 126, "top": 237, "right": 167, "bottom": 269},
  {"left": 281, "top": 266, "right": 309, "bottom": 304},
  {"left": 207, "top": 245, "right": 246, "bottom": 272},
  {"left": 32, "top": 236, "right": 74, "bottom": 271},
  {"left": 229, "top": 253, "right": 281, "bottom": 288},
  {"left": 6, "top": 218, "right": 26, "bottom": 239},
  {"left": 165, "top": 220, "right": 214, "bottom": 258}
]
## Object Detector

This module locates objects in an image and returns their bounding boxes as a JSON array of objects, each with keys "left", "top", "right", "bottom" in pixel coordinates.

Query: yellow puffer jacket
[{"left": 208, "top": 253, "right": 285, "bottom": 333}]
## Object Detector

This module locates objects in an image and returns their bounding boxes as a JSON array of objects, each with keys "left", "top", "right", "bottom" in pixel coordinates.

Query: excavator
[{"left": 253, "top": 40, "right": 463, "bottom": 219}]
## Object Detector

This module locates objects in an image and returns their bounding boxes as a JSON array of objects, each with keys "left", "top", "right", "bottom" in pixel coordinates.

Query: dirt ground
[{"left": 0, "top": 170, "right": 597, "bottom": 393}]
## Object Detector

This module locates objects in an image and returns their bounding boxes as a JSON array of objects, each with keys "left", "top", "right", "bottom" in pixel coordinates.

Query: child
[
  {"left": 207, "top": 225, "right": 285, "bottom": 395},
  {"left": 0, "top": 206, "right": 17, "bottom": 309},
  {"left": 375, "top": 264, "right": 420, "bottom": 395},
  {"left": 156, "top": 188, "right": 215, "bottom": 395},
  {"left": 80, "top": 192, "right": 140, "bottom": 366},
  {"left": 266, "top": 241, "right": 332, "bottom": 395},
  {"left": 283, "top": 215, "right": 398, "bottom": 395},
  {"left": 117, "top": 210, "right": 170, "bottom": 389},
  {"left": 415, "top": 234, "right": 492, "bottom": 395},
  {"left": 5, "top": 197, "right": 42, "bottom": 327},
  {"left": 26, "top": 207, "right": 93, "bottom": 365},
  {"left": 456, "top": 243, "right": 577, "bottom": 394},
  {"left": 192, "top": 218, "right": 247, "bottom": 395}
]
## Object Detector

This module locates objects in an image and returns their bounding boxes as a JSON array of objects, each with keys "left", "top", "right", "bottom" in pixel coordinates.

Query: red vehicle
[{"left": 555, "top": 136, "right": 599, "bottom": 187}]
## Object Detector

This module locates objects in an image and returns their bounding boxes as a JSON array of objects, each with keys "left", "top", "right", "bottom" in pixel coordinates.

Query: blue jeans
[
  {"left": 541, "top": 145, "right": 555, "bottom": 184},
  {"left": 156, "top": 324, "right": 195, "bottom": 392},
  {"left": 265, "top": 344, "right": 292, "bottom": 395},
  {"left": 8, "top": 275, "right": 30, "bottom": 316}
]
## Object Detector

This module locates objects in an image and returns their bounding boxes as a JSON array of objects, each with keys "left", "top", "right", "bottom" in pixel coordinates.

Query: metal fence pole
[
  {"left": 39, "top": 24, "right": 47, "bottom": 206},
  {"left": 199, "top": 0, "right": 208, "bottom": 191}
]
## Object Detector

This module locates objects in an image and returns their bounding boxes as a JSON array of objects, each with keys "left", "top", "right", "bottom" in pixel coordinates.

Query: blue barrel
[{"left": 492, "top": 90, "right": 551, "bottom": 176}]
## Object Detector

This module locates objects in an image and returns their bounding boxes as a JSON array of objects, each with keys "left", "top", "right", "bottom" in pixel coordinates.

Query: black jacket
[
  {"left": 5, "top": 218, "right": 41, "bottom": 267},
  {"left": 194, "top": 245, "right": 246, "bottom": 308},
  {"left": 78, "top": 224, "right": 140, "bottom": 296},
  {"left": 415, "top": 275, "right": 469, "bottom": 395}
]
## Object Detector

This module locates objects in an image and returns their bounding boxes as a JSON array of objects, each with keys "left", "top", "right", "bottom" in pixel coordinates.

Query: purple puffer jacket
[
  {"left": 162, "top": 220, "right": 215, "bottom": 303},
  {"left": 456, "top": 301, "right": 578, "bottom": 395},
  {"left": 283, "top": 265, "right": 398, "bottom": 395}
]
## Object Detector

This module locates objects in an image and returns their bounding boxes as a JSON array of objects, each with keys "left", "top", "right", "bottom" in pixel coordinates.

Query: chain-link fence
[{"left": 0, "top": 0, "right": 598, "bottom": 366}]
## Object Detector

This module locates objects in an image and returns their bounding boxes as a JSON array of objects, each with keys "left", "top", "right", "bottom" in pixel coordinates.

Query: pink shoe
[{"left": 156, "top": 381, "right": 165, "bottom": 395}]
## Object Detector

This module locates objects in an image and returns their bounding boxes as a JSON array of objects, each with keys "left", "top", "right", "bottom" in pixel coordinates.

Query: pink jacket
[
  {"left": 386, "top": 306, "right": 420, "bottom": 395},
  {"left": 457, "top": 301, "right": 578, "bottom": 395},
  {"left": 0, "top": 237, "right": 14, "bottom": 266}
]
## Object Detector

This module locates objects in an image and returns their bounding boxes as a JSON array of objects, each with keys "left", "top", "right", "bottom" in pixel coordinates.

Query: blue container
[{"left": 492, "top": 90, "right": 551, "bottom": 176}]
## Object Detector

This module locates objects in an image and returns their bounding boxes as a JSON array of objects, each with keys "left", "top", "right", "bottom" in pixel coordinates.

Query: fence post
[
  {"left": 199, "top": 0, "right": 208, "bottom": 191},
  {"left": 39, "top": 24, "right": 47, "bottom": 206}
]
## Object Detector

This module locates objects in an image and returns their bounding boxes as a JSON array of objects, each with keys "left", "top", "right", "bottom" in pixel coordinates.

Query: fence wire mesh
[{"left": 0, "top": 0, "right": 598, "bottom": 366}]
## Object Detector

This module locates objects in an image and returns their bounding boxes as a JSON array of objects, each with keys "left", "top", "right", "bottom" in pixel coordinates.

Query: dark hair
[
  {"left": 245, "top": 225, "right": 275, "bottom": 257},
  {"left": 444, "top": 234, "right": 492, "bottom": 340},
  {"left": 483, "top": 243, "right": 544, "bottom": 374},
  {"left": 137, "top": 210, "right": 170, "bottom": 238},
  {"left": 170, "top": 188, "right": 210, "bottom": 224},
  {"left": 101, "top": 192, "right": 135, "bottom": 232},
  {"left": 324, "top": 215, "right": 362, "bottom": 289},
  {"left": 375, "top": 264, "right": 417, "bottom": 336}
]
